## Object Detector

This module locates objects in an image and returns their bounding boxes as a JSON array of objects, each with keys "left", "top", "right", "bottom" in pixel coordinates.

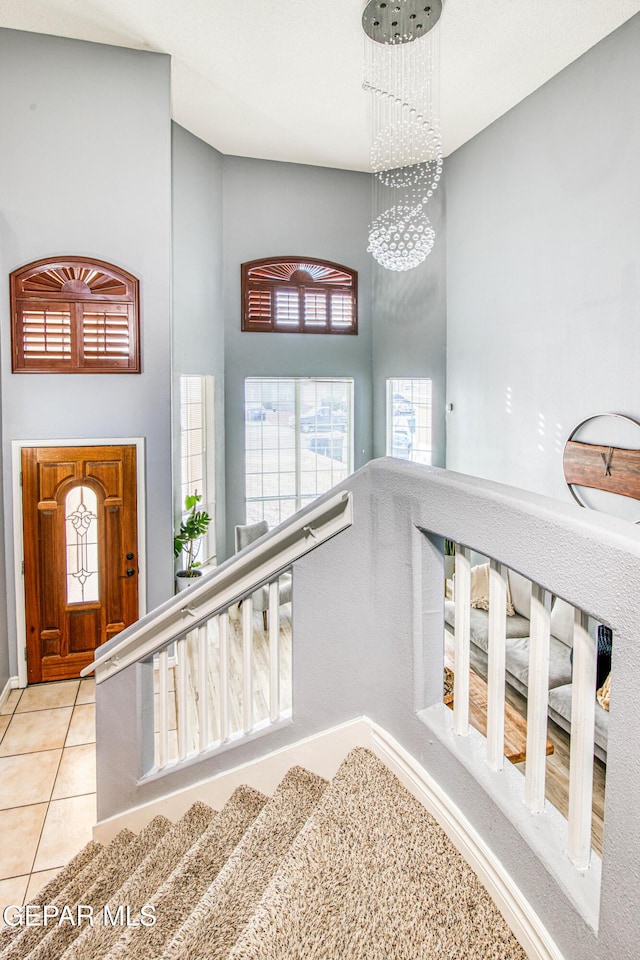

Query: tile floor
[{"left": 0, "top": 678, "right": 96, "bottom": 924}]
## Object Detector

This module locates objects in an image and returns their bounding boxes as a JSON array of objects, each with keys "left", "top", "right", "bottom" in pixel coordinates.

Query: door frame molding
[{"left": 12, "top": 437, "right": 147, "bottom": 688}]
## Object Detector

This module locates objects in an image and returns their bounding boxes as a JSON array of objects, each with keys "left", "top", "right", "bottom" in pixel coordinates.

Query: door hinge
[
  {"left": 21, "top": 560, "right": 24, "bottom": 576},
  {"left": 19, "top": 471, "right": 23, "bottom": 487},
  {"left": 24, "top": 646, "right": 27, "bottom": 662}
]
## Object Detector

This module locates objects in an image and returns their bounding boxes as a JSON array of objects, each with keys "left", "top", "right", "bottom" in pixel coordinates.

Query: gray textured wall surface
[
  {"left": 371, "top": 187, "right": 447, "bottom": 466},
  {"left": 0, "top": 29, "right": 174, "bottom": 676},
  {"left": 445, "top": 13, "right": 640, "bottom": 498},
  {"left": 171, "top": 124, "right": 226, "bottom": 558},
  {"left": 96, "top": 458, "right": 640, "bottom": 960},
  {"left": 221, "top": 155, "right": 374, "bottom": 558}
]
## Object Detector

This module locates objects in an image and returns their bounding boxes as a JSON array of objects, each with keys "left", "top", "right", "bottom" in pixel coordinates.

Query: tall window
[
  {"left": 386, "top": 378, "right": 433, "bottom": 465},
  {"left": 179, "top": 376, "right": 215, "bottom": 565},
  {"left": 245, "top": 378, "right": 354, "bottom": 527},
  {"left": 242, "top": 258, "right": 357, "bottom": 335}
]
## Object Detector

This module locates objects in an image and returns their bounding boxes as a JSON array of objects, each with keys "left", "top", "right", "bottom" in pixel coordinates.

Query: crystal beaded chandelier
[{"left": 362, "top": 0, "right": 444, "bottom": 271}]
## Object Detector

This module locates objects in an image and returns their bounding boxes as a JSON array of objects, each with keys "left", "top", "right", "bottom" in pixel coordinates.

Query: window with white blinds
[
  {"left": 179, "top": 375, "right": 216, "bottom": 566},
  {"left": 10, "top": 257, "right": 140, "bottom": 373}
]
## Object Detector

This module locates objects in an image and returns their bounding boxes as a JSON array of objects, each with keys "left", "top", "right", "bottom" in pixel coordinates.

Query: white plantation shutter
[{"left": 274, "top": 289, "right": 300, "bottom": 327}]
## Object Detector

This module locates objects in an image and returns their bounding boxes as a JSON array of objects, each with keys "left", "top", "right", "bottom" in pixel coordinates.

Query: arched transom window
[
  {"left": 10, "top": 256, "right": 140, "bottom": 373},
  {"left": 241, "top": 257, "right": 358, "bottom": 335}
]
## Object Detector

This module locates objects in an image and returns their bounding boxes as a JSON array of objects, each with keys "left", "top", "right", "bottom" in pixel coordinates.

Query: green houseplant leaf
[{"left": 174, "top": 491, "right": 212, "bottom": 576}]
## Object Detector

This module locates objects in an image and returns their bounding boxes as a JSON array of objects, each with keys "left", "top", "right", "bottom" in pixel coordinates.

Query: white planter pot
[{"left": 175, "top": 570, "right": 203, "bottom": 592}]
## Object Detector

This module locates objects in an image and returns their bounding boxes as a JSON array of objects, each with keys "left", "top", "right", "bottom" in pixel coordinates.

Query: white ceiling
[{"left": 2, "top": 0, "right": 640, "bottom": 171}]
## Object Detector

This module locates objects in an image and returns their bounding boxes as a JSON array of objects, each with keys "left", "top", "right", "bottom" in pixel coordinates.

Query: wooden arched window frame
[
  {"left": 241, "top": 257, "right": 358, "bottom": 335},
  {"left": 10, "top": 256, "right": 140, "bottom": 373}
]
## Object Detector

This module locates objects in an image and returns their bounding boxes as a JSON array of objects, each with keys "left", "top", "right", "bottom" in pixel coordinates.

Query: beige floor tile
[
  {"left": 0, "top": 716, "right": 9, "bottom": 744},
  {"left": 0, "top": 708, "right": 72, "bottom": 758},
  {"left": 65, "top": 704, "right": 95, "bottom": 747},
  {"left": 52, "top": 744, "right": 96, "bottom": 800},
  {"left": 16, "top": 681, "right": 79, "bottom": 714},
  {"left": 33, "top": 794, "right": 96, "bottom": 873},
  {"left": 0, "top": 804, "right": 48, "bottom": 879},
  {"left": 75, "top": 678, "right": 95, "bottom": 705},
  {"left": 0, "top": 690, "right": 22, "bottom": 716},
  {"left": 0, "top": 875, "right": 29, "bottom": 927},
  {"left": 24, "top": 868, "right": 60, "bottom": 904},
  {"left": 0, "top": 750, "right": 62, "bottom": 810}
]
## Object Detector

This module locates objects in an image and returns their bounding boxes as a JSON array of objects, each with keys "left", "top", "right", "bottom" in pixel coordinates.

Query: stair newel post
[
  {"left": 453, "top": 544, "right": 471, "bottom": 736},
  {"left": 158, "top": 647, "right": 170, "bottom": 769},
  {"left": 219, "top": 610, "right": 230, "bottom": 742},
  {"left": 568, "top": 608, "right": 596, "bottom": 869},
  {"left": 486, "top": 559, "right": 507, "bottom": 771},
  {"left": 524, "top": 584, "right": 551, "bottom": 814},
  {"left": 269, "top": 579, "right": 280, "bottom": 722},
  {"left": 243, "top": 595, "right": 254, "bottom": 734},
  {"left": 197, "top": 623, "right": 209, "bottom": 752}
]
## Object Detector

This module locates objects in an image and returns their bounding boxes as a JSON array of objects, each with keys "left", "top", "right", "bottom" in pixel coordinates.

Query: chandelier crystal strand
[{"left": 363, "top": 1, "right": 444, "bottom": 271}]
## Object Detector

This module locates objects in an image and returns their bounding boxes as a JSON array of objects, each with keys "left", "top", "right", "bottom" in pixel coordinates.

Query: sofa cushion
[
  {"left": 444, "top": 601, "right": 531, "bottom": 655},
  {"left": 505, "top": 635, "right": 573, "bottom": 691},
  {"left": 548, "top": 683, "right": 609, "bottom": 757},
  {"left": 507, "top": 570, "right": 532, "bottom": 619}
]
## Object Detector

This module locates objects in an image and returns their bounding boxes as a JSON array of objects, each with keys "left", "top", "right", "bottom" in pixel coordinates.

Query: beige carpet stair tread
[
  {"left": 0, "top": 830, "right": 137, "bottom": 960},
  {"left": 0, "top": 841, "right": 102, "bottom": 950},
  {"left": 227, "top": 749, "right": 527, "bottom": 960},
  {"left": 105, "top": 784, "right": 268, "bottom": 960},
  {"left": 17, "top": 816, "right": 171, "bottom": 960},
  {"left": 60, "top": 802, "right": 216, "bottom": 960},
  {"left": 164, "top": 766, "right": 327, "bottom": 960}
]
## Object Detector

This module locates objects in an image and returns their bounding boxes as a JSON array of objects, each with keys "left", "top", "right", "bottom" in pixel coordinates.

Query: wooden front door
[{"left": 22, "top": 445, "right": 139, "bottom": 683}]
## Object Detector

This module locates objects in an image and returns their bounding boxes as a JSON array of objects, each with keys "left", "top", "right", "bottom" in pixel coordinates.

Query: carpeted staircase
[{"left": 0, "top": 749, "right": 527, "bottom": 959}]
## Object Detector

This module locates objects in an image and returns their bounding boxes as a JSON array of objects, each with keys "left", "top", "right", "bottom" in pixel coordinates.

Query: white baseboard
[
  {"left": 0, "top": 676, "right": 19, "bottom": 710},
  {"left": 94, "top": 716, "right": 562, "bottom": 960}
]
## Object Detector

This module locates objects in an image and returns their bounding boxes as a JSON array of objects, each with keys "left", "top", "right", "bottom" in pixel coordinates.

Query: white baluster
[
  {"left": 158, "top": 647, "right": 169, "bottom": 769},
  {"left": 197, "top": 623, "right": 209, "bottom": 753},
  {"left": 177, "top": 635, "right": 188, "bottom": 761},
  {"left": 486, "top": 560, "right": 507, "bottom": 771},
  {"left": 525, "top": 584, "right": 551, "bottom": 814},
  {"left": 219, "top": 610, "right": 230, "bottom": 742},
  {"left": 453, "top": 544, "right": 471, "bottom": 736},
  {"left": 568, "top": 609, "right": 596, "bottom": 869},
  {"left": 243, "top": 595, "right": 253, "bottom": 734},
  {"left": 269, "top": 579, "right": 280, "bottom": 722}
]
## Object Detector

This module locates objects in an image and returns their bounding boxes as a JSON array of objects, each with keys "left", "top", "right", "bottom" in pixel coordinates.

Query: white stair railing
[
  {"left": 151, "top": 572, "right": 292, "bottom": 772},
  {"left": 83, "top": 489, "right": 352, "bottom": 775},
  {"left": 448, "top": 541, "right": 600, "bottom": 867}
]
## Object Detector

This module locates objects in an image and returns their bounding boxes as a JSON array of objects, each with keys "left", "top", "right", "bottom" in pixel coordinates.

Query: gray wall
[
  {"left": 221, "top": 156, "right": 374, "bottom": 558},
  {"left": 96, "top": 458, "right": 640, "bottom": 960},
  {"left": 371, "top": 188, "right": 447, "bottom": 465},
  {"left": 0, "top": 29, "right": 174, "bottom": 677},
  {"left": 171, "top": 124, "right": 226, "bottom": 559},
  {"left": 445, "top": 13, "right": 640, "bottom": 498}
]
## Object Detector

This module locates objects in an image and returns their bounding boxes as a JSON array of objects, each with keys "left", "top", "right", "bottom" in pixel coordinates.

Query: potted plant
[{"left": 174, "top": 492, "right": 211, "bottom": 591}]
